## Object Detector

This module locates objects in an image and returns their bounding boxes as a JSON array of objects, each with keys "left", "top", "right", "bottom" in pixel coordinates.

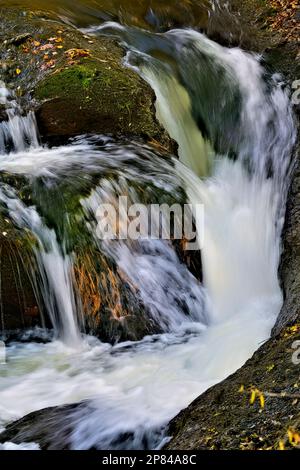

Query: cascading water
[
  {"left": 0, "top": 24, "right": 296, "bottom": 450},
  {"left": 91, "top": 24, "right": 295, "bottom": 328},
  {"left": 81, "top": 180, "right": 207, "bottom": 331},
  {"left": 0, "top": 185, "right": 82, "bottom": 347},
  {"left": 0, "top": 82, "right": 39, "bottom": 153}
]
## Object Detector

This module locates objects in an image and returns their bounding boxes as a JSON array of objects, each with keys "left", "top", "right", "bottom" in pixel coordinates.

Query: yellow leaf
[
  {"left": 250, "top": 389, "right": 256, "bottom": 404},
  {"left": 279, "top": 440, "right": 285, "bottom": 450},
  {"left": 288, "top": 428, "right": 300, "bottom": 446},
  {"left": 15, "top": 68, "right": 21, "bottom": 75},
  {"left": 259, "top": 393, "right": 265, "bottom": 408},
  {"left": 238, "top": 385, "right": 245, "bottom": 393}
]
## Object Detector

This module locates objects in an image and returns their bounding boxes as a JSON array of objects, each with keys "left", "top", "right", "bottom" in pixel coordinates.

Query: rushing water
[{"left": 0, "top": 18, "right": 296, "bottom": 450}]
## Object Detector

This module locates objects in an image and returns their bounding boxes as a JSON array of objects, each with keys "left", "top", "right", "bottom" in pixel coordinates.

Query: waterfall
[
  {"left": 0, "top": 185, "right": 82, "bottom": 347},
  {"left": 90, "top": 23, "right": 296, "bottom": 332},
  {"left": 0, "top": 24, "right": 297, "bottom": 450}
]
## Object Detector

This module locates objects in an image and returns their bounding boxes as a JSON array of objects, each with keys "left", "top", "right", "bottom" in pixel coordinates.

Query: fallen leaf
[
  {"left": 40, "top": 59, "right": 56, "bottom": 71},
  {"left": 65, "top": 48, "right": 91, "bottom": 60},
  {"left": 40, "top": 43, "right": 54, "bottom": 51},
  {"left": 15, "top": 68, "right": 21, "bottom": 75}
]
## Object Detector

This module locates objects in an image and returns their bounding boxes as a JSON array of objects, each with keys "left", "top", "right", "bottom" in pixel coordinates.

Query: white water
[
  {"left": 0, "top": 27, "right": 296, "bottom": 450},
  {"left": 82, "top": 180, "right": 207, "bottom": 331},
  {"left": 109, "top": 26, "right": 295, "bottom": 328},
  {"left": 0, "top": 81, "right": 39, "bottom": 153}
]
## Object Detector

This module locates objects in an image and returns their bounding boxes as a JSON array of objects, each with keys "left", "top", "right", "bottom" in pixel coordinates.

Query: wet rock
[
  {"left": 35, "top": 57, "right": 169, "bottom": 145},
  {"left": 74, "top": 247, "right": 160, "bottom": 343},
  {"left": 0, "top": 221, "right": 43, "bottom": 334},
  {"left": 0, "top": 400, "right": 157, "bottom": 450},
  {"left": 5, "top": 33, "right": 32, "bottom": 47},
  {"left": 0, "top": 403, "right": 80, "bottom": 450}
]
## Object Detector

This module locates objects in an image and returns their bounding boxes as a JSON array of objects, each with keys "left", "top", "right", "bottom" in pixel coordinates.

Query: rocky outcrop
[
  {"left": 0, "top": 403, "right": 82, "bottom": 450},
  {"left": 0, "top": 8, "right": 173, "bottom": 151},
  {"left": 0, "top": 400, "right": 142, "bottom": 450}
]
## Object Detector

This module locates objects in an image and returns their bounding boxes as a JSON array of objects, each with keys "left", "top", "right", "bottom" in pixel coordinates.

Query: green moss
[{"left": 36, "top": 64, "right": 97, "bottom": 99}]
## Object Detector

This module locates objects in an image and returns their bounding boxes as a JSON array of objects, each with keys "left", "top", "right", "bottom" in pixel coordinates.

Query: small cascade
[
  {"left": 0, "top": 82, "right": 39, "bottom": 153},
  {"left": 0, "top": 185, "right": 82, "bottom": 347}
]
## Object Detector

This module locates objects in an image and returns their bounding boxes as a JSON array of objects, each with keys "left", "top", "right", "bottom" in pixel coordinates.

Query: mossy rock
[{"left": 35, "top": 58, "right": 167, "bottom": 142}]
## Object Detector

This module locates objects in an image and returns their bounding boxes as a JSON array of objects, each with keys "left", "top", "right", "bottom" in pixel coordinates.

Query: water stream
[{"left": 0, "top": 21, "right": 296, "bottom": 450}]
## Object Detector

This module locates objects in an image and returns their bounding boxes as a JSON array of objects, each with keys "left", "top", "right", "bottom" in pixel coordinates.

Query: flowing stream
[{"left": 0, "top": 22, "right": 296, "bottom": 450}]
